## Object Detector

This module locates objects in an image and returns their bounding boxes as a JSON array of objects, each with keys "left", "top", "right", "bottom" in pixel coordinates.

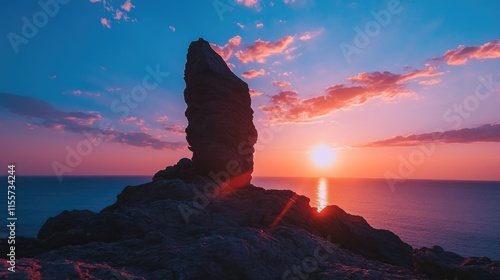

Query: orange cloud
[
  {"left": 235, "top": 35, "right": 295, "bottom": 63},
  {"left": 431, "top": 40, "right": 500, "bottom": 65},
  {"left": 272, "top": 81, "right": 292, "bottom": 87},
  {"left": 261, "top": 67, "right": 444, "bottom": 123},
  {"left": 242, "top": 69, "right": 266, "bottom": 79},
  {"left": 210, "top": 35, "right": 242, "bottom": 61}
]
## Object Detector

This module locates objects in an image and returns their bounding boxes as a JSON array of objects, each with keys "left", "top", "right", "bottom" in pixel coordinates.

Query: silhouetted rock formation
[{"left": 183, "top": 38, "right": 257, "bottom": 188}]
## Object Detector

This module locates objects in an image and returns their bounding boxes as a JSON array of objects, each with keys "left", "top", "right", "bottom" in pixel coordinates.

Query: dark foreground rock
[{"left": 2, "top": 172, "right": 498, "bottom": 279}]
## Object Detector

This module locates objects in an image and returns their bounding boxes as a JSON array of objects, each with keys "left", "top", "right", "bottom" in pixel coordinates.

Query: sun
[{"left": 310, "top": 145, "right": 336, "bottom": 167}]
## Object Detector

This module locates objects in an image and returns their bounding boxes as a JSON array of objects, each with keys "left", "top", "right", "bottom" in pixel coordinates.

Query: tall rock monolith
[{"left": 183, "top": 38, "right": 257, "bottom": 188}]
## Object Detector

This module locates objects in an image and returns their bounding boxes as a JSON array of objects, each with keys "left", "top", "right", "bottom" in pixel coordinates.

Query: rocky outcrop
[
  {"left": 182, "top": 38, "right": 257, "bottom": 188},
  {"left": 413, "top": 246, "right": 500, "bottom": 279},
  {"left": 2, "top": 178, "right": 499, "bottom": 279}
]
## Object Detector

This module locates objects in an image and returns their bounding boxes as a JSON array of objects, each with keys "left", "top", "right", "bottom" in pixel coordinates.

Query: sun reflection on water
[{"left": 317, "top": 178, "right": 329, "bottom": 212}]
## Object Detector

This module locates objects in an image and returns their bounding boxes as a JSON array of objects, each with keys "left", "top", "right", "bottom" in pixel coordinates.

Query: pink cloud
[
  {"left": 169, "top": 25, "right": 176, "bottom": 32},
  {"left": 155, "top": 115, "right": 169, "bottom": 123},
  {"left": 120, "top": 117, "right": 145, "bottom": 126},
  {"left": 236, "top": 22, "right": 245, "bottom": 29},
  {"left": 272, "top": 81, "right": 292, "bottom": 87},
  {"left": 164, "top": 124, "right": 186, "bottom": 135},
  {"left": 236, "top": 0, "right": 261, "bottom": 10},
  {"left": 121, "top": 0, "right": 135, "bottom": 12},
  {"left": 431, "top": 40, "right": 500, "bottom": 65},
  {"left": 100, "top": 18, "right": 111, "bottom": 28},
  {"left": 249, "top": 89, "right": 263, "bottom": 97},
  {"left": 210, "top": 35, "right": 242, "bottom": 61},
  {"left": 242, "top": 69, "right": 266, "bottom": 79},
  {"left": 113, "top": 9, "right": 123, "bottom": 20},
  {"left": 418, "top": 79, "right": 442, "bottom": 86},
  {"left": 261, "top": 66, "right": 444, "bottom": 123},
  {"left": 235, "top": 35, "right": 295, "bottom": 63},
  {"left": 299, "top": 29, "right": 323, "bottom": 41},
  {"left": 360, "top": 123, "right": 500, "bottom": 147},
  {"left": 256, "top": 22, "right": 264, "bottom": 28}
]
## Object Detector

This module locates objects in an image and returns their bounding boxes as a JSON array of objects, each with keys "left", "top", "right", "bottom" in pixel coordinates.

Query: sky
[{"left": 1, "top": 0, "right": 499, "bottom": 181}]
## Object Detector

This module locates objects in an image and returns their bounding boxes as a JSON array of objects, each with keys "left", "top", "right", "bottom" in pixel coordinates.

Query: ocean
[{"left": 2, "top": 176, "right": 499, "bottom": 260}]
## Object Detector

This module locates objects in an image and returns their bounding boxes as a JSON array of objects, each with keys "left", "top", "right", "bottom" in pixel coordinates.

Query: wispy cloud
[
  {"left": 65, "top": 90, "right": 101, "bottom": 97},
  {"left": 430, "top": 40, "right": 500, "bottom": 65},
  {"left": 91, "top": 0, "right": 136, "bottom": 28},
  {"left": 120, "top": 116, "right": 145, "bottom": 126},
  {"left": 0, "top": 93, "right": 185, "bottom": 150},
  {"left": 235, "top": 35, "right": 295, "bottom": 63},
  {"left": 164, "top": 124, "right": 185, "bottom": 135},
  {"left": 242, "top": 68, "right": 266, "bottom": 79},
  {"left": 299, "top": 29, "right": 324, "bottom": 41},
  {"left": 360, "top": 123, "right": 500, "bottom": 147},
  {"left": 169, "top": 25, "right": 176, "bottom": 32},
  {"left": 155, "top": 115, "right": 169, "bottom": 123},
  {"left": 271, "top": 81, "right": 292, "bottom": 87},
  {"left": 260, "top": 66, "right": 443, "bottom": 123},
  {"left": 418, "top": 79, "right": 442, "bottom": 86},
  {"left": 249, "top": 89, "right": 263, "bottom": 97},
  {"left": 100, "top": 18, "right": 111, "bottom": 28}
]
